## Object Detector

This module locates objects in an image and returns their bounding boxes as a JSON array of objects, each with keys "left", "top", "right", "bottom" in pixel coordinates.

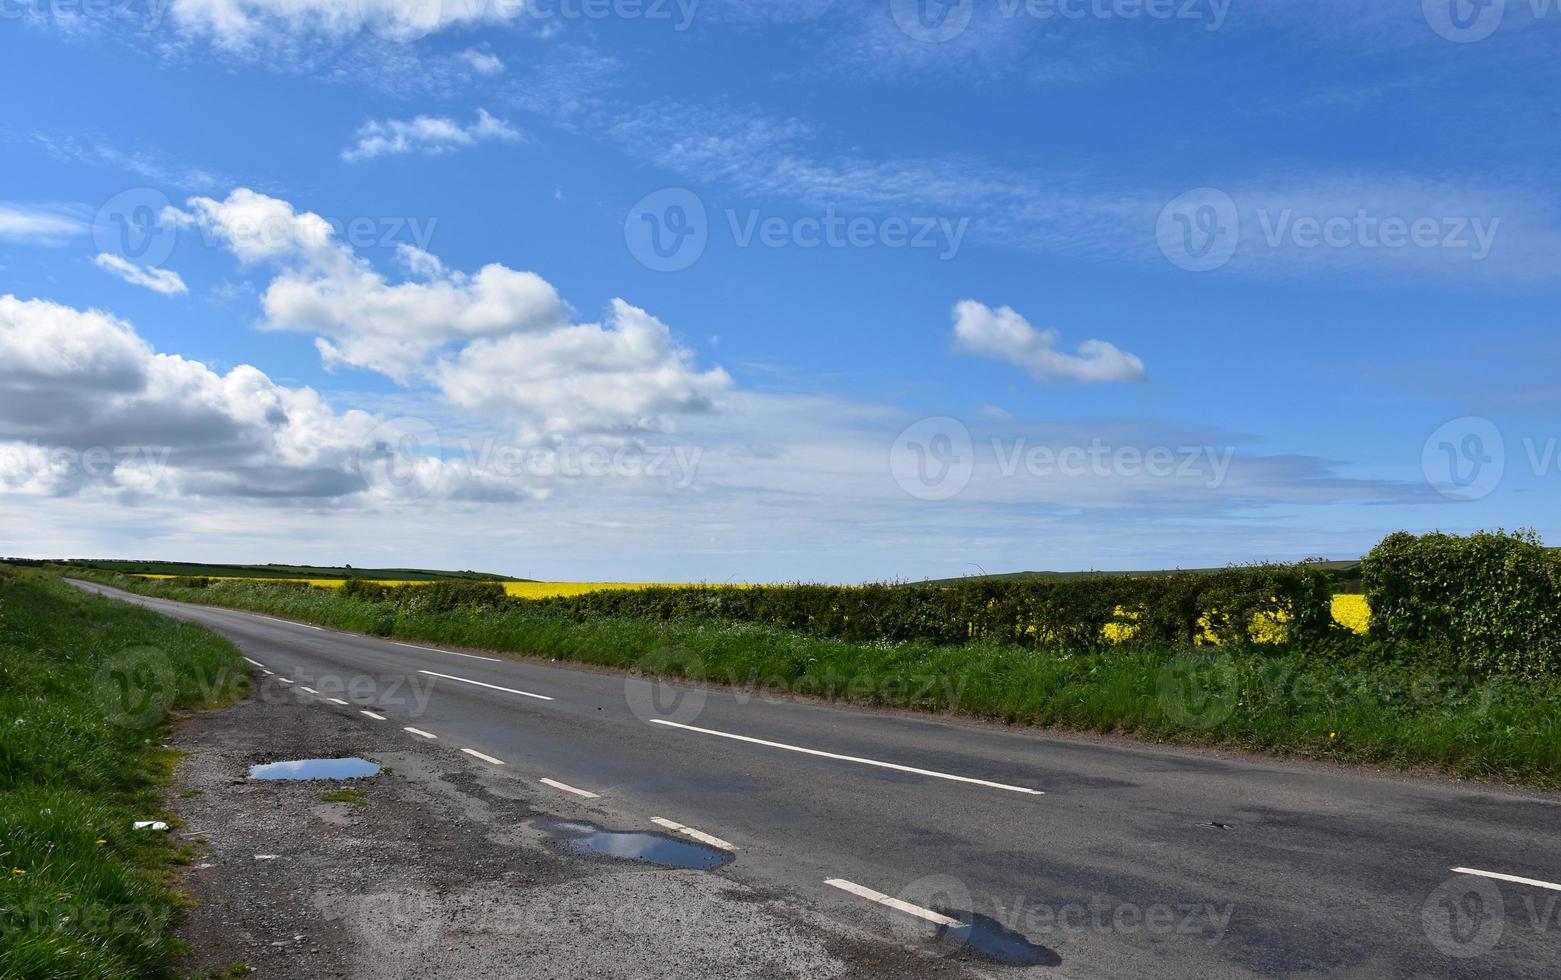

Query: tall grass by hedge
[
  {"left": 1364, "top": 530, "right": 1561, "bottom": 678},
  {"left": 0, "top": 569, "right": 247, "bottom": 979}
]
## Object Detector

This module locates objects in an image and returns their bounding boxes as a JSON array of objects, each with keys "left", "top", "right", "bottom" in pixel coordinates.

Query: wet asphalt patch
[{"left": 540, "top": 819, "right": 735, "bottom": 870}]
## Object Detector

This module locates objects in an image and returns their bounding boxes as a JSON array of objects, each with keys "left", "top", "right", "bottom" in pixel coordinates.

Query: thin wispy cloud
[
  {"left": 0, "top": 204, "right": 83, "bottom": 244},
  {"left": 341, "top": 109, "right": 522, "bottom": 163},
  {"left": 94, "top": 253, "right": 189, "bottom": 296}
]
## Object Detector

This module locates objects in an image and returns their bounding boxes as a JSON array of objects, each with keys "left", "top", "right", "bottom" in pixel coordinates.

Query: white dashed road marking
[
  {"left": 824, "top": 879, "right": 961, "bottom": 927},
  {"left": 540, "top": 778, "right": 600, "bottom": 799},
  {"left": 418, "top": 669, "right": 553, "bottom": 702},
  {"left": 1453, "top": 868, "right": 1561, "bottom": 892},
  {"left": 360, "top": 710, "right": 387, "bottom": 721},
  {"left": 325, "top": 698, "right": 349, "bottom": 705},
  {"left": 461, "top": 748, "right": 506, "bottom": 766},
  {"left": 648, "top": 720, "right": 1044, "bottom": 796},
  {"left": 300, "top": 687, "right": 319, "bottom": 694},
  {"left": 653, "top": 818, "right": 736, "bottom": 850},
  {"left": 244, "top": 657, "right": 264, "bottom": 667},
  {"left": 276, "top": 678, "right": 293, "bottom": 684},
  {"left": 404, "top": 727, "right": 438, "bottom": 740}
]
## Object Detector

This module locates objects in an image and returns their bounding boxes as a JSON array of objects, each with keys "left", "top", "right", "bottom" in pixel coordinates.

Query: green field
[
  {"left": 0, "top": 569, "right": 248, "bottom": 979},
  {"left": 0, "top": 557, "right": 526, "bottom": 583}
]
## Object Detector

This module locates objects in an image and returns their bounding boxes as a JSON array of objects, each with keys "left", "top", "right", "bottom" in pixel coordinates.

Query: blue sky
[{"left": 0, "top": 0, "right": 1557, "bottom": 582}]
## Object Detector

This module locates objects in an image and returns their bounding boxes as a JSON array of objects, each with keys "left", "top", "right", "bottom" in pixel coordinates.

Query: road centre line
[
  {"left": 417, "top": 669, "right": 554, "bottom": 702},
  {"left": 404, "top": 727, "right": 438, "bottom": 739},
  {"left": 461, "top": 747, "right": 506, "bottom": 766},
  {"left": 395, "top": 641, "right": 502, "bottom": 663},
  {"left": 1453, "top": 868, "right": 1561, "bottom": 892},
  {"left": 540, "top": 778, "right": 600, "bottom": 799},
  {"left": 824, "top": 879, "right": 961, "bottom": 927},
  {"left": 244, "top": 657, "right": 264, "bottom": 667},
  {"left": 647, "top": 720, "right": 1044, "bottom": 796},
  {"left": 361, "top": 710, "right": 386, "bottom": 721},
  {"left": 652, "top": 818, "right": 736, "bottom": 850}
]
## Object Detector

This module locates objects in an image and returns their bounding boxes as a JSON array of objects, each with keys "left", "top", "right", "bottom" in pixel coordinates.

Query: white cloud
[
  {"left": 458, "top": 48, "right": 505, "bottom": 75},
  {"left": 0, "top": 204, "right": 83, "bottom": 244},
  {"left": 94, "top": 253, "right": 189, "bottom": 296},
  {"left": 180, "top": 188, "right": 732, "bottom": 436},
  {"left": 952, "top": 301, "right": 1146, "bottom": 385},
  {"left": 168, "top": 0, "right": 512, "bottom": 46},
  {"left": 342, "top": 109, "right": 521, "bottom": 163}
]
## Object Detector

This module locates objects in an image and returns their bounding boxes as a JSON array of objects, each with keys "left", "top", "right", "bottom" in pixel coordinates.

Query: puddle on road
[
  {"left": 540, "top": 820, "right": 734, "bottom": 870},
  {"left": 935, "top": 911, "right": 1062, "bottom": 967},
  {"left": 248, "top": 758, "right": 381, "bottom": 780}
]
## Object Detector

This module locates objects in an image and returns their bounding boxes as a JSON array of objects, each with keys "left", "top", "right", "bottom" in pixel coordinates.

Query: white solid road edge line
[
  {"left": 648, "top": 720, "right": 1044, "bottom": 796},
  {"left": 360, "top": 710, "right": 387, "bottom": 721},
  {"left": 652, "top": 817, "right": 737, "bottom": 851},
  {"left": 404, "top": 727, "right": 438, "bottom": 740},
  {"left": 461, "top": 747, "right": 506, "bottom": 766},
  {"left": 418, "top": 669, "right": 554, "bottom": 702},
  {"left": 824, "top": 879, "right": 961, "bottom": 927},
  {"left": 395, "top": 641, "right": 502, "bottom": 663},
  {"left": 1453, "top": 867, "right": 1561, "bottom": 892},
  {"left": 540, "top": 778, "right": 600, "bottom": 799}
]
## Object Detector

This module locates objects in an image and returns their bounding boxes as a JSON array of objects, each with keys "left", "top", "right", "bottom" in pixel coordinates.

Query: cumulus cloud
[
  {"left": 168, "top": 0, "right": 513, "bottom": 46},
  {"left": 341, "top": 109, "right": 521, "bottom": 163},
  {"left": 0, "top": 294, "right": 558, "bottom": 503},
  {"left": 94, "top": 253, "right": 189, "bottom": 296},
  {"left": 0, "top": 204, "right": 83, "bottom": 244},
  {"left": 178, "top": 189, "right": 732, "bottom": 436},
  {"left": 458, "top": 49, "right": 505, "bottom": 75},
  {"left": 951, "top": 301, "right": 1146, "bottom": 385}
]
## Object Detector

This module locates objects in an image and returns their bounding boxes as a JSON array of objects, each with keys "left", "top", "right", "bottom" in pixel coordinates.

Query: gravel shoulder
[{"left": 165, "top": 686, "right": 982, "bottom": 979}]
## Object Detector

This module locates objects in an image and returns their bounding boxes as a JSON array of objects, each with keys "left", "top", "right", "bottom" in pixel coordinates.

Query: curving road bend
[{"left": 71, "top": 580, "right": 1560, "bottom": 979}]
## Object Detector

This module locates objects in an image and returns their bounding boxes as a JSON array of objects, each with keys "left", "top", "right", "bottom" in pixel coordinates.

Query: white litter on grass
[{"left": 132, "top": 820, "right": 169, "bottom": 831}]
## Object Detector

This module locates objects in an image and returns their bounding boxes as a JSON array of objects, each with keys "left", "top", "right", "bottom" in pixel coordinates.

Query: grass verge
[
  {"left": 0, "top": 570, "right": 247, "bottom": 979},
  {"left": 71, "top": 572, "right": 1561, "bottom": 791}
]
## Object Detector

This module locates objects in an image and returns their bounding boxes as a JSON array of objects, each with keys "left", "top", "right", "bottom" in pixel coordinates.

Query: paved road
[{"left": 74, "top": 581, "right": 1560, "bottom": 978}]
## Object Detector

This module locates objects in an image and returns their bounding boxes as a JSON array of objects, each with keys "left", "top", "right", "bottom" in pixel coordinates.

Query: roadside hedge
[
  {"left": 516, "top": 563, "right": 1343, "bottom": 650},
  {"left": 1363, "top": 530, "right": 1561, "bottom": 677}
]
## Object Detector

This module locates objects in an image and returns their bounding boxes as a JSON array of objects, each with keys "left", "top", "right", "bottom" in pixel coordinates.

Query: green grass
[
  {"left": 75, "top": 572, "right": 1561, "bottom": 790},
  {"left": 319, "top": 787, "right": 367, "bottom": 806},
  {"left": 0, "top": 569, "right": 248, "bottom": 979}
]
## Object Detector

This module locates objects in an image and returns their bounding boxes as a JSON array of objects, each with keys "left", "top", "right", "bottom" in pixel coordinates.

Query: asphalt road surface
[{"left": 72, "top": 581, "right": 1561, "bottom": 979}]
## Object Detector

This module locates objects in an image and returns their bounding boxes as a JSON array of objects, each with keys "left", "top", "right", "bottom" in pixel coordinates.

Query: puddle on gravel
[
  {"left": 935, "top": 911, "right": 1062, "bottom": 967},
  {"left": 540, "top": 820, "right": 734, "bottom": 870},
  {"left": 248, "top": 758, "right": 381, "bottom": 781}
]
